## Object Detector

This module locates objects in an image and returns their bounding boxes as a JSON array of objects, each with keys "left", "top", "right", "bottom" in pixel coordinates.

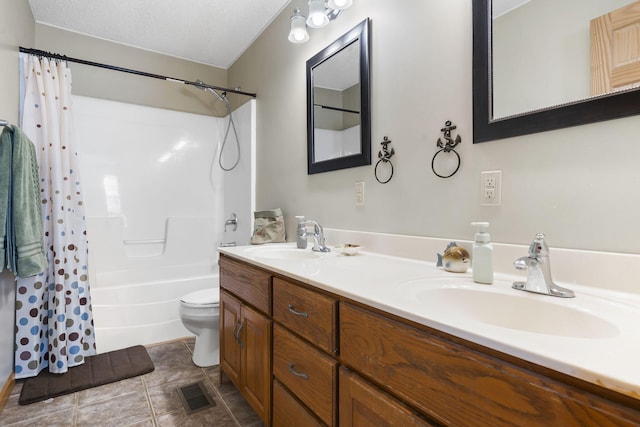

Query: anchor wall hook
[
  {"left": 437, "top": 120, "right": 462, "bottom": 152},
  {"left": 378, "top": 136, "right": 395, "bottom": 160},
  {"left": 432, "top": 120, "right": 462, "bottom": 179},
  {"left": 375, "top": 136, "right": 395, "bottom": 184}
]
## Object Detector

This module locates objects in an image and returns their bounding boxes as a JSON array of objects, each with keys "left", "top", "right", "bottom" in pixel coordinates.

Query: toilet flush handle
[{"left": 225, "top": 213, "right": 238, "bottom": 232}]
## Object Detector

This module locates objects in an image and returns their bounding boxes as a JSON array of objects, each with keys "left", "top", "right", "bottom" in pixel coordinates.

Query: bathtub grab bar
[{"left": 123, "top": 239, "right": 165, "bottom": 245}]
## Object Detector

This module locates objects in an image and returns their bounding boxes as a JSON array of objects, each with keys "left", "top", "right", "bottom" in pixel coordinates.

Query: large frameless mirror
[
  {"left": 473, "top": 0, "right": 640, "bottom": 143},
  {"left": 307, "top": 19, "right": 370, "bottom": 174}
]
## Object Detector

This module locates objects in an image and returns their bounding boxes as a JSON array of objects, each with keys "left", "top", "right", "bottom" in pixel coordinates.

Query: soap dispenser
[
  {"left": 296, "top": 216, "right": 307, "bottom": 249},
  {"left": 471, "top": 222, "right": 493, "bottom": 284}
]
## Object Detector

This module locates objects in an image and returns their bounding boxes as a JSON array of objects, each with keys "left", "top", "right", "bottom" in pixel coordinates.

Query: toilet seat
[{"left": 180, "top": 288, "right": 220, "bottom": 308}]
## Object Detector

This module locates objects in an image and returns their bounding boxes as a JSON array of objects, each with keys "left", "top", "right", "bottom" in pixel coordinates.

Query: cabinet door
[
  {"left": 220, "top": 291, "right": 242, "bottom": 387},
  {"left": 240, "top": 304, "right": 272, "bottom": 425},
  {"left": 339, "top": 367, "right": 435, "bottom": 427}
]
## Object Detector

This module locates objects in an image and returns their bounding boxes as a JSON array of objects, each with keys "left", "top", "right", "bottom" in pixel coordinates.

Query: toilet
[{"left": 179, "top": 287, "right": 220, "bottom": 367}]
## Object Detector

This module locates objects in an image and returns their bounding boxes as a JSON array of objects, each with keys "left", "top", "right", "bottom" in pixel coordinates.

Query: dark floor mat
[{"left": 19, "top": 345, "right": 155, "bottom": 405}]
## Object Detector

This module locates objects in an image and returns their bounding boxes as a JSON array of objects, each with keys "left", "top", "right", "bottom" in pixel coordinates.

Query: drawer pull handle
[
  {"left": 288, "top": 304, "right": 308, "bottom": 318},
  {"left": 288, "top": 363, "right": 309, "bottom": 380}
]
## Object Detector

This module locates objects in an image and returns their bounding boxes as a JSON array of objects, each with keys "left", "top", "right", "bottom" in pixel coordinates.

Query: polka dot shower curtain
[{"left": 14, "top": 55, "right": 96, "bottom": 379}]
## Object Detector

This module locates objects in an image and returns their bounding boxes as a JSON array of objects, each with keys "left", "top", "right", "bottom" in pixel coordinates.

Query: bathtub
[
  {"left": 86, "top": 216, "right": 222, "bottom": 354},
  {"left": 74, "top": 97, "right": 255, "bottom": 354},
  {"left": 90, "top": 263, "right": 218, "bottom": 353}
]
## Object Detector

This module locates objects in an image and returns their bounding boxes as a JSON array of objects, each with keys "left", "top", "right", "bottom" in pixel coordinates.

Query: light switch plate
[{"left": 355, "top": 181, "right": 365, "bottom": 206}]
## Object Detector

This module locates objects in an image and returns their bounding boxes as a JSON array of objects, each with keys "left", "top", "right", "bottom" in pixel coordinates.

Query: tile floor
[{"left": 0, "top": 338, "right": 264, "bottom": 427}]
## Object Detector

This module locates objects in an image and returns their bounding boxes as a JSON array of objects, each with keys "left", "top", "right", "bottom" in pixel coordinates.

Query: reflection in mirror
[
  {"left": 473, "top": 0, "right": 640, "bottom": 143},
  {"left": 313, "top": 40, "right": 361, "bottom": 162},
  {"left": 307, "top": 19, "right": 370, "bottom": 174},
  {"left": 492, "top": 0, "right": 637, "bottom": 118}
]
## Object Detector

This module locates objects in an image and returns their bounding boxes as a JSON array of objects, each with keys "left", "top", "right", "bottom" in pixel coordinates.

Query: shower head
[{"left": 194, "top": 79, "right": 228, "bottom": 104}]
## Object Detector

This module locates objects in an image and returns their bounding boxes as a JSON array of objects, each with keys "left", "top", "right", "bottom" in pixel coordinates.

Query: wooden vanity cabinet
[
  {"left": 219, "top": 256, "right": 272, "bottom": 425},
  {"left": 340, "top": 302, "right": 640, "bottom": 427},
  {"left": 220, "top": 255, "right": 640, "bottom": 427}
]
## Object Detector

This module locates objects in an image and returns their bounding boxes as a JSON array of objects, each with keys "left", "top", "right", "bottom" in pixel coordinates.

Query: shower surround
[{"left": 73, "top": 96, "right": 255, "bottom": 353}]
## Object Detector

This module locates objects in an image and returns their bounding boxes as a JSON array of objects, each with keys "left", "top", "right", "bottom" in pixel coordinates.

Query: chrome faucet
[
  {"left": 512, "top": 233, "right": 574, "bottom": 298},
  {"left": 298, "top": 220, "right": 330, "bottom": 252},
  {"left": 296, "top": 216, "right": 308, "bottom": 249}
]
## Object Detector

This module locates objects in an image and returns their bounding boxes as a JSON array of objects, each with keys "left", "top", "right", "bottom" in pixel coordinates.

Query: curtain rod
[
  {"left": 19, "top": 47, "right": 256, "bottom": 98},
  {"left": 314, "top": 104, "right": 360, "bottom": 115}
]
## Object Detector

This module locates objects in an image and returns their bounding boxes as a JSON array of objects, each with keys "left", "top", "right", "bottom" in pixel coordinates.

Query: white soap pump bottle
[{"left": 471, "top": 222, "right": 493, "bottom": 284}]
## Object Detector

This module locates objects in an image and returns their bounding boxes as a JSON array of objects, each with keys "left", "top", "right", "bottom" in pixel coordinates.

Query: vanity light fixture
[
  {"left": 288, "top": 9, "right": 310, "bottom": 43},
  {"left": 307, "top": 0, "right": 330, "bottom": 28},
  {"left": 288, "top": 0, "right": 353, "bottom": 43},
  {"left": 327, "top": 0, "right": 353, "bottom": 10}
]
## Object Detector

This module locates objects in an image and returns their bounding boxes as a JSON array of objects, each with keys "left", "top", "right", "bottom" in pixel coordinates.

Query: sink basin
[
  {"left": 415, "top": 287, "right": 619, "bottom": 339},
  {"left": 247, "top": 247, "right": 321, "bottom": 261}
]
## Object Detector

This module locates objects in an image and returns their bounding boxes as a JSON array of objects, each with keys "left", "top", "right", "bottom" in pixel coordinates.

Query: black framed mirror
[
  {"left": 307, "top": 18, "right": 370, "bottom": 174},
  {"left": 473, "top": 0, "right": 640, "bottom": 143}
]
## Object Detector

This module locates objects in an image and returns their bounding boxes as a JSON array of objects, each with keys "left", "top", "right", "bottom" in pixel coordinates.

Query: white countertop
[{"left": 219, "top": 242, "right": 640, "bottom": 399}]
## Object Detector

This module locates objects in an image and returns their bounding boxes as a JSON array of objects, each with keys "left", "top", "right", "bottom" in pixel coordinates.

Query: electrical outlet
[
  {"left": 481, "top": 171, "right": 501, "bottom": 206},
  {"left": 484, "top": 188, "right": 496, "bottom": 200},
  {"left": 355, "top": 181, "right": 365, "bottom": 206}
]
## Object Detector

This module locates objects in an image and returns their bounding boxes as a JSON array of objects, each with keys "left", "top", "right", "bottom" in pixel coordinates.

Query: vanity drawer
[
  {"left": 219, "top": 255, "right": 271, "bottom": 314},
  {"left": 273, "top": 379, "right": 325, "bottom": 427},
  {"left": 340, "top": 302, "right": 640, "bottom": 427},
  {"left": 273, "top": 277, "right": 337, "bottom": 354},
  {"left": 273, "top": 324, "right": 337, "bottom": 426}
]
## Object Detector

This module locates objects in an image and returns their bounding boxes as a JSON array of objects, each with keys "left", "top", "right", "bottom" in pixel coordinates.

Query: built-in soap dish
[{"left": 335, "top": 244, "right": 363, "bottom": 256}]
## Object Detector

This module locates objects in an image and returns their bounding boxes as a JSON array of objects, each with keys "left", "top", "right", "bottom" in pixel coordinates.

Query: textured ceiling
[{"left": 27, "top": 0, "right": 291, "bottom": 69}]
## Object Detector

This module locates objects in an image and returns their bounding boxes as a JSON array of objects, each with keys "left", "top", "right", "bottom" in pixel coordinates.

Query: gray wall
[
  {"left": 343, "top": 84, "right": 360, "bottom": 129},
  {"left": 34, "top": 24, "right": 229, "bottom": 117},
  {"left": 314, "top": 87, "right": 343, "bottom": 130},
  {"left": 0, "top": 0, "right": 34, "bottom": 389},
  {"left": 314, "top": 85, "right": 360, "bottom": 130},
  {"left": 229, "top": 0, "right": 640, "bottom": 255}
]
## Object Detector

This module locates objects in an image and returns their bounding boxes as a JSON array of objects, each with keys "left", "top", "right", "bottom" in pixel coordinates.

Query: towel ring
[
  {"left": 375, "top": 136, "right": 395, "bottom": 184},
  {"left": 431, "top": 148, "right": 461, "bottom": 179},
  {"left": 375, "top": 158, "right": 394, "bottom": 184},
  {"left": 431, "top": 120, "right": 462, "bottom": 179}
]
